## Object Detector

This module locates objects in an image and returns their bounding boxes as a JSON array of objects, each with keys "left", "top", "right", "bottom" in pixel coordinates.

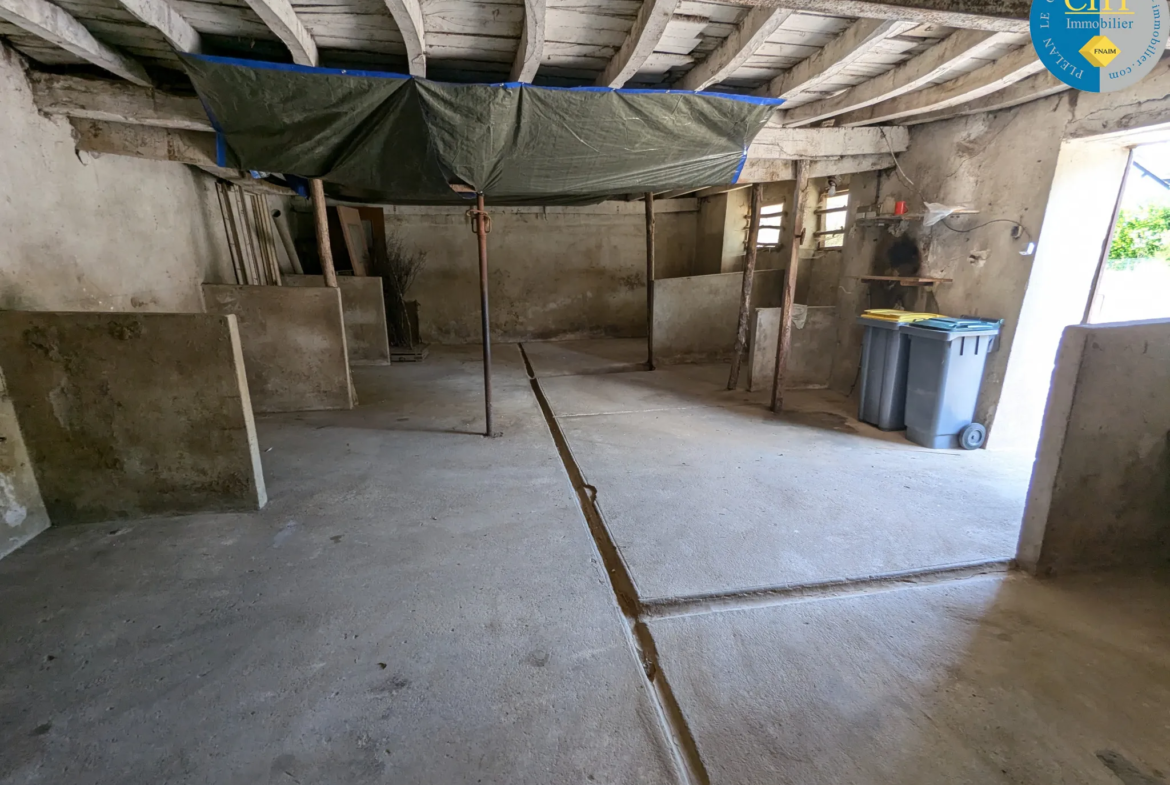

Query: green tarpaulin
[{"left": 181, "top": 54, "right": 783, "bottom": 205}]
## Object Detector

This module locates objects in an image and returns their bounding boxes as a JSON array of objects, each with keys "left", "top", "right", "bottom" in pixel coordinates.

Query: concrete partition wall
[
  {"left": 0, "top": 312, "right": 266, "bottom": 525},
  {"left": 203, "top": 285, "right": 354, "bottom": 413},
  {"left": 0, "top": 366, "right": 50, "bottom": 557},
  {"left": 652, "top": 269, "right": 785, "bottom": 364},
  {"left": 1018, "top": 319, "right": 1170, "bottom": 575},
  {"left": 282, "top": 275, "right": 391, "bottom": 365},
  {"left": 745, "top": 306, "right": 837, "bottom": 392}
]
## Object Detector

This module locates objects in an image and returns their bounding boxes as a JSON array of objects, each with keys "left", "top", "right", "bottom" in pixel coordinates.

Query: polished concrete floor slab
[
  {"left": 650, "top": 572, "right": 1170, "bottom": 785},
  {"left": 0, "top": 346, "right": 675, "bottom": 785},
  {"left": 537, "top": 361, "right": 1031, "bottom": 600}
]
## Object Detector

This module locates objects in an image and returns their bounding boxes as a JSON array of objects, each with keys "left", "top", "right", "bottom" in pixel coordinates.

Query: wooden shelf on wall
[
  {"left": 860, "top": 275, "right": 952, "bottom": 287},
  {"left": 855, "top": 209, "right": 979, "bottom": 226}
]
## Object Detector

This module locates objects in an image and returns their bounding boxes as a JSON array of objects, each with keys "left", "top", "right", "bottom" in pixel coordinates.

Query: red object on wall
[{"left": 894, "top": 201, "right": 907, "bottom": 216}]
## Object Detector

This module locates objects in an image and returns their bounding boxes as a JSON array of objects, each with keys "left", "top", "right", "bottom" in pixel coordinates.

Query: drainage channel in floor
[
  {"left": 519, "top": 343, "right": 709, "bottom": 785},
  {"left": 518, "top": 342, "right": 1021, "bottom": 785}
]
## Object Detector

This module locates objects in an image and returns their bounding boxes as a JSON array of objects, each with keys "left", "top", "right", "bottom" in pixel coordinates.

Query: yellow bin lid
[{"left": 861, "top": 309, "right": 946, "bottom": 323}]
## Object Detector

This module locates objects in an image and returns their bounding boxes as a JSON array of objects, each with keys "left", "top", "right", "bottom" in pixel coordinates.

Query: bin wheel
[{"left": 959, "top": 423, "right": 986, "bottom": 450}]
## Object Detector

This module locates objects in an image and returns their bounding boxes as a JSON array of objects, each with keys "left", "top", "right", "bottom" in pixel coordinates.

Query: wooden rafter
[
  {"left": 836, "top": 43, "right": 1044, "bottom": 125},
  {"left": 113, "top": 0, "right": 200, "bottom": 53},
  {"left": 901, "top": 68, "right": 1068, "bottom": 125},
  {"left": 383, "top": 0, "right": 425, "bottom": 77},
  {"left": 510, "top": 0, "right": 545, "bottom": 82},
  {"left": 241, "top": 0, "right": 317, "bottom": 66},
  {"left": 779, "top": 29, "right": 1010, "bottom": 127},
  {"left": 596, "top": 0, "right": 680, "bottom": 88},
  {"left": 762, "top": 18, "right": 918, "bottom": 102},
  {"left": 0, "top": 0, "right": 150, "bottom": 85},
  {"left": 674, "top": 7, "right": 792, "bottom": 92}
]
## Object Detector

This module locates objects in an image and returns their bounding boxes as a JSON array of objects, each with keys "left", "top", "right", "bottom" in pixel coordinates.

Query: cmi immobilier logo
[{"left": 1031, "top": 0, "right": 1167, "bottom": 91}]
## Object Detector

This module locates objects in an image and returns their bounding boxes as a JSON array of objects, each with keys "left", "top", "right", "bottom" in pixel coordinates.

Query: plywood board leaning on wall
[
  {"left": 0, "top": 365, "right": 50, "bottom": 558},
  {"left": 282, "top": 275, "right": 391, "bottom": 365},
  {"left": 0, "top": 312, "right": 266, "bottom": 525},
  {"left": 202, "top": 285, "right": 354, "bottom": 413}
]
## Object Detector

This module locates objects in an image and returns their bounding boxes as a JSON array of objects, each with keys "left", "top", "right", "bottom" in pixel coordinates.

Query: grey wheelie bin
[
  {"left": 856, "top": 315, "right": 914, "bottom": 431},
  {"left": 901, "top": 317, "right": 1002, "bottom": 450}
]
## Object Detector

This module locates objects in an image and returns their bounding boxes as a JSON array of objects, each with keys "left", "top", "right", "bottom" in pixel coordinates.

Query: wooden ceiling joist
[
  {"left": 113, "top": 0, "right": 200, "bottom": 54},
  {"left": 835, "top": 42, "right": 1044, "bottom": 125},
  {"left": 0, "top": 0, "right": 150, "bottom": 85},
  {"left": 673, "top": 7, "right": 793, "bottom": 92},
  {"left": 510, "top": 0, "right": 545, "bottom": 82},
  {"left": 596, "top": 0, "right": 680, "bottom": 88},
  {"left": 241, "top": 0, "right": 317, "bottom": 66},
  {"left": 384, "top": 0, "right": 426, "bottom": 77},
  {"left": 779, "top": 29, "right": 1009, "bottom": 127},
  {"left": 731, "top": 0, "right": 1028, "bottom": 33},
  {"left": 762, "top": 18, "right": 918, "bottom": 103},
  {"left": 902, "top": 68, "right": 1069, "bottom": 125}
]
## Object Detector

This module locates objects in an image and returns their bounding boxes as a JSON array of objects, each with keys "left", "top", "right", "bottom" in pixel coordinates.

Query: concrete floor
[{"left": 1, "top": 339, "right": 1167, "bottom": 784}]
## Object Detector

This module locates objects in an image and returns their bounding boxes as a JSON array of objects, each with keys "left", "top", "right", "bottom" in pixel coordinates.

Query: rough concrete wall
[
  {"left": 830, "top": 60, "right": 1170, "bottom": 437},
  {"left": 0, "top": 365, "right": 49, "bottom": 558},
  {"left": 0, "top": 312, "right": 266, "bottom": 524},
  {"left": 720, "top": 187, "right": 751, "bottom": 273},
  {"left": 0, "top": 44, "right": 234, "bottom": 313},
  {"left": 351, "top": 202, "right": 696, "bottom": 344},
  {"left": 695, "top": 194, "right": 728, "bottom": 276},
  {"left": 746, "top": 306, "right": 837, "bottom": 391},
  {"left": 1018, "top": 320, "right": 1170, "bottom": 575},
  {"left": 203, "top": 285, "right": 354, "bottom": 413},
  {"left": 829, "top": 99, "right": 1068, "bottom": 427},
  {"left": 283, "top": 275, "right": 391, "bottom": 364},
  {"left": 652, "top": 269, "right": 785, "bottom": 364}
]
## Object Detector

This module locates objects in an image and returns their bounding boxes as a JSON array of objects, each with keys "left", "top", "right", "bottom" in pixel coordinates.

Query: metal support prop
[
  {"left": 310, "top": 178, "right": 338, "bottom": 288},
  {"left": 645, "top": 192, "right": 656, "bottom": 370},
  {"left": 470, "top": 193, "right": 495, "bottom": 437},
  {"left": 728, "top": 182, "right": 764, "bottom": 390},
  {"left": 772, "top": 160, "right": 810, "bottom": 413}
]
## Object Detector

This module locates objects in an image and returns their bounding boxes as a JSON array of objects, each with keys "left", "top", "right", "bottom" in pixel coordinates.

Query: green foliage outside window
[{"left": 1108, "top": 204, "right": 1170, "bottom": 270}]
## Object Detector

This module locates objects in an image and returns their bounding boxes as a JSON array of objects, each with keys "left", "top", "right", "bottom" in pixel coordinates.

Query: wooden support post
[
  {"left": 728, "top": 182, "right": 764, "bottom": 390},
  {"left": 310, "top": 178, "right": 338, "bottom": 288},
  {"left": 473, "top": 193, "right": 496, "bottom": 437},
  {"left": 645, "top": 191, "right": 656, "bottom": 370},
  {"left": 772, "top": 160, "right": 810, "bottom": 413}
]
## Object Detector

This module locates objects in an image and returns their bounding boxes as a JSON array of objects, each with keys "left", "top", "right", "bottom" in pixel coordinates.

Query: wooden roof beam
[
  {"left": 779, "top": 29, "right": 1011, "bottom": 127},
  {"left": 762, "top": 18, "right": 919, "bottom": 103},
  {"left": 674, "top": 7, "right": 793, "bottom": 92},
  {"left": 29, "top": 71, "right": 212, "bottom": 130},
  {"left": 835, "top": 43, "right": 1044, "bottom": 125},
  {"left": 596, "top": 0, "right": 680, "bottom": 88},
  {"left": 241, "top": 0, "right": 317, "bottom": 66},
  {"left": 510, "top": 0, "right": 545, "bottom": 82},
  {"left": 0, "top": 0, "right": 151, "bottom": 85},
  {"left": 113, "top": 0, "right": 200, "bottom": 53},
  {"left": 383, "top": 0, "right": 426, "bottom": 77},
  {"left": 730, "top": 0, "right": 1028, "bottom": 33}
]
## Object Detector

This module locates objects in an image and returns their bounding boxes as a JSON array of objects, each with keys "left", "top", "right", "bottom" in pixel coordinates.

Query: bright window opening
[
  {"left": 817, "top": 192, "right": 849, "bottom": 248},
  {"left": 757, "top": 203, "right": 784, "bottom": 247}
]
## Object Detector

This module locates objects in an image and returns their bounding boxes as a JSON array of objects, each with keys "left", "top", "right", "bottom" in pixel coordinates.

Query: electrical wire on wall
[{"left": 878, "top": 128, "right": 1036, "bottom": 255}]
